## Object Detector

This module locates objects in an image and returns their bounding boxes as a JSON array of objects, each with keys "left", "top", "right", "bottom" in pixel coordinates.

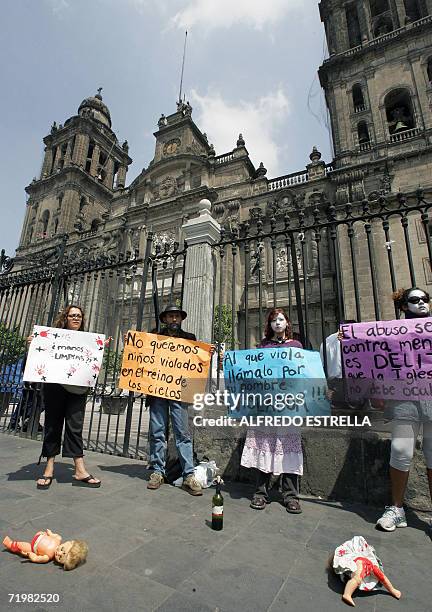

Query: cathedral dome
[{"left": 78, "top": 90, "right": 112, "bottom": 128}]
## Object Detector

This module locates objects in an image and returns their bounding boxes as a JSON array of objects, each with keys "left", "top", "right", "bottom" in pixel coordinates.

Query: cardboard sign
[
  {"left": 118, "top": 331, "right": 212, "bottom": 403},
  {"left": 223, "top": 347, "right": 330, "bottom": 418},
  {"left": 341, "top": 318, "right": 432, "bottom": 400},
  {"left": 23, "top": 326, "right": 105, "bottom": 387}
]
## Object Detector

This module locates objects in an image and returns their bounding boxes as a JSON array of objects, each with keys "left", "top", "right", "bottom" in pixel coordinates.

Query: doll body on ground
[
  {"left": 332, "top": 536, "right": 401, "bottom": 607},
  {"left": 3, "top": 530, "right": 88, "bottom": 569}
]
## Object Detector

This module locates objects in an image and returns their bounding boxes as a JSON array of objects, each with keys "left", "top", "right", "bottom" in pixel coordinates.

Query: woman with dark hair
[
  {"left": 34, "top": 305, "right": 101, "bottom": 489},
  {"left": 376, "top": 287, "right": 432, "bottom": 531},
  {"left": 240, "top": 308, "right": 304, "bottom": 513}
]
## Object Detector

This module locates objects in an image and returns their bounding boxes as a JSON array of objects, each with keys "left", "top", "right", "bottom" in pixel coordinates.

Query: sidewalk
[{"left": 0, "top": 435, "right": 430, "bottom": 612}]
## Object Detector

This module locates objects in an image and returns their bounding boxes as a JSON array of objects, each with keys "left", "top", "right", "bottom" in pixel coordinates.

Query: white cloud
[
  {"left": 45, "top": 0, "right": 70, "bottom": 16},
  {"left": 190, "top": 88, "right": 290, "bottom": 176},
  {"left": 172, "top": 0, "right": 302, "bottom": 31}
]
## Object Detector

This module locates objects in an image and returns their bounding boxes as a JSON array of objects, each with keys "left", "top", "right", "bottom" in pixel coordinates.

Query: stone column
[
  {"left": 358, "top": 1, "right": 371, "bottom": 41},
  {"left": 181, "top": 199, "right": 220, "bottom": 343},
  {"left": 41, "top": 148, "right": 53, "bottom": 179},
  {"left": 72, "top": 133, "right": 89, "bottom": 166},
  {"left": 53, "top": 146, "right": 62, "bottom": 172},
  {"left": 393, "top": 0, "right": 406, "bottom": 27},
  {"left": 336, "top": 8, "right": 349, "bottom": 51},
  {"left": 105, "top": 157, "right": 114, "bottom": 189},
  {"left": 90, "top": 144, "right": 100, "bottom": 177},
  {"left": 117, "top": 164, "right": 127, "bottom": 188}
]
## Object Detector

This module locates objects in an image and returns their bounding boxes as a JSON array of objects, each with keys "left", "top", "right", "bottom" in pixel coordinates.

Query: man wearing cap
[{"left": 146, "top": 304, "right": 203, "bottom": 495}]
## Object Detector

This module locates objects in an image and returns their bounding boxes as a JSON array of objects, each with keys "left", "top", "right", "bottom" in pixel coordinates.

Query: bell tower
[
  {"left": 19, "top": 90, "right": 131, "bottom": 251},
  {"left": 319, "top": 0, "right": 432, "bottom": 181}
]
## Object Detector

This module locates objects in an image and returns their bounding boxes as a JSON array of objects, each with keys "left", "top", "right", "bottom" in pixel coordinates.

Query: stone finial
[
  {"left": 208, "top": 144, "right": 216, "bottom": 157},
  {"left": 202, "top": 132, "right": 208, "bottom": 142},
  {"left": 237, "top": 133, "right": 245, "bottom": 147},
  {"left": 122, "top": 140, "right": 129, "bottom": 152},
  {"left": 96, "top": 87, "right": 103, "bottom": 100},
  {"left": 255, "top": 162, "right": 267, "bottom": 178},
  {"left": 199, "top": 198, "right": 212, "bottom": 214},
  {"left": 309, "top": 146, "right": 322, "bottom": 163},
  {"left": 50, "top": 121, "right": 58, "bottom": 134}
]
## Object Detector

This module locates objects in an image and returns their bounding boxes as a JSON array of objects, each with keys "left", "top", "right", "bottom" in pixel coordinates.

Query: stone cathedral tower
[
  {"left": 319, "top": 0, "right": 432, "bottom": 200},
  {"left": 19, "top": 91, "right": 131, "bottom": 248}
]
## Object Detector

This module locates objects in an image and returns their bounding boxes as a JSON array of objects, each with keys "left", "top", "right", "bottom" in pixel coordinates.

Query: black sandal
[
  {"left": 250, "top": 494, "right": 266, "bottom": 510},
  {"left": 36, "top": 476, "right": 53, "bottom": 490},
  {"left": 285, "top": 498, "right": 302, "bottom": 514},
  {"left": 72, "top": 474, "right": 101, "bottom": 488}
]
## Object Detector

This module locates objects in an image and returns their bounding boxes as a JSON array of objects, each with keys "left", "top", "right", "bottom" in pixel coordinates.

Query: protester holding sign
[
  {"left": 33, "top": 306, "right": 102, "bottom": 490},
  {"left": 144, "top": 304, "right": 210, "bottom": 496},
  {"left": 240, "top": 308, "right": 304, "bottom": 513},
  {"left": 375, "top": 288, "right": 432, "bottom": 531}
]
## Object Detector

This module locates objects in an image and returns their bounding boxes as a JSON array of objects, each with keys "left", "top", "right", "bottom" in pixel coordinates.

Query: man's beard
[{"left": 163, "top": 322, "right": 181, "bottom": 334}]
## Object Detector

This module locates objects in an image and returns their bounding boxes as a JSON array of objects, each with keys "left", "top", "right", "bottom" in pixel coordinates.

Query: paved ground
[{"left": 0, "top": 435, "right": 431, "bottom": 612}]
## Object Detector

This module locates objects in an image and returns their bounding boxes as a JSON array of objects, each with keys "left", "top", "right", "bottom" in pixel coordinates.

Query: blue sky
[{"left": 0, "top": 0, "right": 331, "bottom": 255}]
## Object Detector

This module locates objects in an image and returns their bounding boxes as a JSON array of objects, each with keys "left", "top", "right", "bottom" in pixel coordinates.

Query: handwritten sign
[
  {"left": 23, "top": 326, "right": 105, "bottom": 387},
  {"left": 341, "top": 318, "right": 432, "bottom": 400},
  {"left": 223, "top": 347, "right": 330, "bottom": 418},
  {"left": 118, "top": 331, "right": 212, "bottom": 403}
]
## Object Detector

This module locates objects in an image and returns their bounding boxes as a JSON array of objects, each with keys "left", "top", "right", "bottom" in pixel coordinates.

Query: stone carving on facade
[
  {"left": 275, "top": 245, "right": 303, "bottom": 275},
  {"left": 122, "top": 140, "right": 129, "bottom": 153},
  {"left": 379, "top": 165, "right": 392, "bottom": 194},
  {"left": 151, "top": 176, "right": 180, "bottom": 200}
]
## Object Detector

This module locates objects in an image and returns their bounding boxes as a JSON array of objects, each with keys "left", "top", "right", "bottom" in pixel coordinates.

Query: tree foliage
[
  {"left": 0, "top": 323, "right": 26, "bottom": 365},
  {"left": 213, "top": 305, "right": 233, "bottom": 346}
]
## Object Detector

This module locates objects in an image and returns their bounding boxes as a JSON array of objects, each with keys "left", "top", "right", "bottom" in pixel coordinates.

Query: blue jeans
[{"left": 148, "top": 397, "right": 194, "bottom": 477}]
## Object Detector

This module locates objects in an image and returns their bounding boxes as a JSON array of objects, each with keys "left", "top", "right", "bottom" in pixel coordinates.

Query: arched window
[
  {"left": 85, "top": 141, "right": 95, "bottom": 173},
  {"left": 53, "top": 218, "right": 59, "bottom": 234},
  {"left": 369, "top": 0, "right": 393, "bottom": 36},
  {"left": 357, "top": 121, "right": 371, "bottom": 145},
  {"left": 79, "top": 196, "right": 86, "bottom": 212},
  {"left": 384, "top": 88, "right": 415, "bottom": 135},
  {"left": 41, "top": 210, "right": 50, "bottom": 236},
  {"left": 370, "top": 0, "right": 390, "bottom": 17},
  {"left": 345, "top": 4, "right": 362, "bottom": 48},
  {"left": 404, "top": 0, "right": 423, "bottom": 22},
  {"left": 352, "top": 84, "right": 365, "bottom": 111},
  {"left": 427, "top": 57, "right": 432, "bottom": 83}
]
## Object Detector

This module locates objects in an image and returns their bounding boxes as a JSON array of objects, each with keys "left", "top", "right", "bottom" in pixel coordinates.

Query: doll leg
[
  {"left": 379, "top": 573, "right": 401, "bottom": 600},
  {"left": 3, "top": 536, "right": 31, "bottom": 555},
  {"left": 342, "top": 562, "right": 362, "bottom": 607}
]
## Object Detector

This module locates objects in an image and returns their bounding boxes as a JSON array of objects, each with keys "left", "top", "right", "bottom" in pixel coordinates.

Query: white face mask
[
  {"left": 270, "top": 314, "right": 287, "bottom": 334},
  {"left": 406, "top": 289, "right": 430, "bottom": 316}
]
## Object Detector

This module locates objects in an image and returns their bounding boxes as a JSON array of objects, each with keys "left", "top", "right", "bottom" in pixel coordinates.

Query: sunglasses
[
  {"left": 67, "top": 314, "right": 83, "bottom": 319},
  {"left": 407, "top": 295, "right": 430, "bottom": 304}
]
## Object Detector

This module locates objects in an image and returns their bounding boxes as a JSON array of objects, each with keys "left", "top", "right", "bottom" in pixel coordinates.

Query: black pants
[
  {"left": 41, "top": 384, "right": 86, "bottom": 459},
  {"left": 255, "top": 469, "right": 299, "bottom": 503}
]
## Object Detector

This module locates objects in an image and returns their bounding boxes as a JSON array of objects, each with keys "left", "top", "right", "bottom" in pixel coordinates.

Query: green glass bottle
[{"left": 212, "top": 479, "right": 223, "bottom": 531}]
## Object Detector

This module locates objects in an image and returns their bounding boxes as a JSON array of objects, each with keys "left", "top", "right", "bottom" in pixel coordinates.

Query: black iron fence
[{"left": 1, "top": 190, "right": 431, "bottom": 453}]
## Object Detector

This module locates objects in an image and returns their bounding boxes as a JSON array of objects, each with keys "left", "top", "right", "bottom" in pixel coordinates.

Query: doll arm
[
  {"left": 46, "top": 529, "right": 62, "bottom": 541},
  {"left": 26, "top": 552, "right": 51, "bottom": 564}
]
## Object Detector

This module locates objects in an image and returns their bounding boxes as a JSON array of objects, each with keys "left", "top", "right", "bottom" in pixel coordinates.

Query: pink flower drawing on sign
[
  {"left": 95, "top": 336, "right": 104, "bottom": 350},
  {"left": 35, "top": 364, "right": 47, "bottom": 381},
  {"left": 67, "top": 366, "right": 77, "bottom": 379}
]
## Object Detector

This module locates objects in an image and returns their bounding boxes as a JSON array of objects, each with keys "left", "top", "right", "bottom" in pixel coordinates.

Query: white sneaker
[{"left": 376, "top": 506, "right": 407, "bottom": 531}]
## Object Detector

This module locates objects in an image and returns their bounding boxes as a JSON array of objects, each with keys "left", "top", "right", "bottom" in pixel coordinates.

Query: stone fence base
[{"left": 193, "top": 423, "right": 431, "bottom": 511}]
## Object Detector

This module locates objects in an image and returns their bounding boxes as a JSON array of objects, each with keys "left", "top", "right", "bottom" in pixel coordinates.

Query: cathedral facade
[{"left": 13, "top": 1, "right": 432, "bottom": 345}]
